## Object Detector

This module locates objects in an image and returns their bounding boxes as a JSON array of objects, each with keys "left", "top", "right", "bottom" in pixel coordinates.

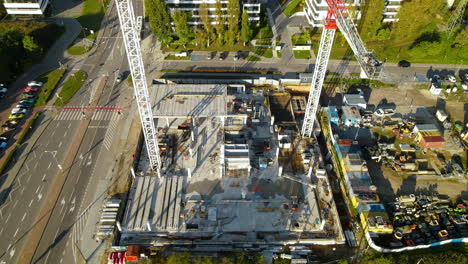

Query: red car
[{"left": 24, "top": 86, "right": 39, "bottom": 92}]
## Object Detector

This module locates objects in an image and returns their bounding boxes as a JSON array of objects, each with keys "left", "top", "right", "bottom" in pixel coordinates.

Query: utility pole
[{"left": 447, "top": 0, "right": 467, "bottom": 36}]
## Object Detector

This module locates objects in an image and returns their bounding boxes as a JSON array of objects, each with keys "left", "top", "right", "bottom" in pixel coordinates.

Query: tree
[
  {"left": 22, "top": 35, "right": 43, "bottom": 58},
  {"left": 227, "top": 0, "right": 240, "bottom": 45},
  {"left": 145, "top": 0, "right": 173, "bottom": 45},
  {"left": 454, "top": 26, "right": 468, "bottom": 46},
  {"left": 359, "top": 0, "right": 385, "bottom": 41},
  {"left": 167, "top": 252, "right": 191, "bottom": 264},
  {"left": 214, "top": 0, "right": 225, "bottom": 45},
  {"left": 172, "top": 10, "right": 193, "bottom": 47},
  {"left": 240, "top": 10, "right": 252, "bottom": 45},
  {"left": 199, "top": 2, "right": 215, "bottom": 46},
  {"left": 194, "top": 27, "right": 209, "bottom": 47}
]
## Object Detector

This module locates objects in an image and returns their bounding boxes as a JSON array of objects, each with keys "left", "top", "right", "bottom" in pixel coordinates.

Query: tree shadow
[{"left": 410, "top": 32, "right": 440, "bottom": 49}]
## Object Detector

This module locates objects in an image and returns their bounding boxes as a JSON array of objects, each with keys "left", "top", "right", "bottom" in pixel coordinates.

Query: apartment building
[
  {"left": 2, "top": 0, "right": 49, "bottom": 16},
  {"left": 165, "top": 0, "right": 261, "bottom": 26},
  {"left": 304, "top": 0, "right": 362, "bottom": 27},
  {"left": 382, "top": 0, "right": 404, "bottom": 22}
]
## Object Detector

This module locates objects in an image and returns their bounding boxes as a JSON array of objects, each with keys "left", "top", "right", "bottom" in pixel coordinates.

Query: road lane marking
[
  {"left": 58, "top": 141, "right": 62, "bottom": 148},
  {"left": 68, "top": 123, "right": 71, "bottom": 129},
  {"left": 13, "top": 228, "right": 19, "bottom": 237},
  {"left": 13, "top": 200, "right": 18, "bottom": 208},
  {"left": 35, "top": 186, "right": 40, "bottom": 193},
  {"left": 21, "top": 212, "right": 27, "bottom": 222},
  {"left": 64, "top": 131, "right": 68, "bottom": 137},
  {"left": 48, "top": 162, "right": 52, "bottom": 169},
  {"left": 9, "top": 247, "right": 15, "bottom": 258},
  {"left": 42, "top": 174, "right": 46, "bottom": 181},
  {"left": 28, "top": 199, "right": 33, "bottom": 207}
]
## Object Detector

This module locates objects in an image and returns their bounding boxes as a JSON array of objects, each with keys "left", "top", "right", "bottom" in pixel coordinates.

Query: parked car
[
  {"left": 19, "top": 98, "right": 36, "bottom": 104},
  {"left": 116, "top": 73, "right": 123, "bottom": 83},
  {"left": 28, "top": 81, "right": 43, "bottom": 87},
  {"left": 0, "top": 132, "right": 11, "bottom": 142},
  {"left": 5, "top": 119, "right": 18, "bottom": 125},
  {"left": 233, "top": 54, "right": 239, "bottom": 61},
  {"left": 2, "top": 123, "right": 17, "bottom": 132},
  {"left": 207, "top": 54, "right": 212, "bottom": 60},
  {"left": 22, "top": 92, "right": 37, "bottom": 99},
  {"left": 219, "top": 54, "right": 225, "bottom": 60},
  {"left": 0, "top": 140, "right": 7, "bottom": 149},
  {"left": 11, "top": 107, "right": 28, "bottom": 114},
  {"left": 17, "top": 102, "right": 32, "bottom": 109},
  {"left": 461, "top": 82, "right": 468, "bottom": 90},
  {"left": 0, "top": 87, "right": 7, "bottom": 93},
  {"left": 398, "top": 60, "right": 411, "bottom": 68},
  {"left": 8, "top": 113, "right": 24, "bottom": 120},
  {"left": 24, "top": 86, "right": 39, "bottom": 92},
  {"left": 447, "top": 75, "right": 456, "bottom": 83}
]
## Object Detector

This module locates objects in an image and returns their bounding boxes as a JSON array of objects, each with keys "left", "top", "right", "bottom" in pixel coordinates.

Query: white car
[
  {"left": 0, "top": 87, "right": 7, "bottom": 93},
  {"left": 462, "top": 82, "right": 468, "bottom": 90},
  {"left": 11, "top": 107, "right": 28, "bottom": 114},
  {"left": 447, "top": 75, "right": 456, "bottom": 83},
  {"left": 28, "top": 81, "right": 43, "bottom": 87}
]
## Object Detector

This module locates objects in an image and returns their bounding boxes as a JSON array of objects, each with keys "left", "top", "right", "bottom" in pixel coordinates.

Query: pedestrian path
[{"left": 55, "top": 107, "right": 123, "bottom": 121}]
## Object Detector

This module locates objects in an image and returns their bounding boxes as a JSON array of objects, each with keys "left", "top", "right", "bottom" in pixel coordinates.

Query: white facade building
[
  {"left": 304, "top": 0, "right": 408, "bottom": 27},
  {"left": 2, "top": 0, "right": 49, "bottom": 16},
  {"left": 304, "top": 0, "right": 362, "bottom": 27},
  {"left": 165, "top": 0, "right": 261, "bottom": 25}
]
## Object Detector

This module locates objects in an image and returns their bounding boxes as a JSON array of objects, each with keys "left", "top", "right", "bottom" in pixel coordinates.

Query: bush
[
  {"left": 54, "top": 71, "right": 87, "bottom": 106},
  {"left": 35, "top": 69, "right": 66, "bottom": 107},
  {"left": 76, "top": 0, "right": 107, "bottom": 39}
]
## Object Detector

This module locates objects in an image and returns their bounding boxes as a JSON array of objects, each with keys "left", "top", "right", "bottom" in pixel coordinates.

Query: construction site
[{"left": 119, "top": 84, "right": 345, "bottom": 249}]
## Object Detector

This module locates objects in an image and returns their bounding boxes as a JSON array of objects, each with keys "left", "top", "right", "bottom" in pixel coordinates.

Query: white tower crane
[
  {"left": 447, "top": 0, "right": 467, "bottom": 36},
  {"left": 301, "top": 0, "right": 383, "bottom": 138},
  {"left": 116, "top": 0, "right": 162, "bottom": 176}
]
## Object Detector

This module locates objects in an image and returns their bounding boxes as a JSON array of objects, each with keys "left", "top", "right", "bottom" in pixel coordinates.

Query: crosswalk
[
  {"left": 103, "top": 118, "right": 118, "bottom": 150},
  {"left": 55, "top": 109, "right": 122, "bottom": 121}
]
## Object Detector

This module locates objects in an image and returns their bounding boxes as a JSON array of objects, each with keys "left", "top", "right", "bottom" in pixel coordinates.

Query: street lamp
[{"left": 44, "top": 150, "right": 63, "bottom": 170}]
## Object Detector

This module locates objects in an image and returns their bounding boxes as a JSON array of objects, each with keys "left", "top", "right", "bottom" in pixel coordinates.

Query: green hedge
[
  {"left": 54, "top": 71, "right": 87, "bottom": 106},
  {"left": 0, "top": 146, "right": 17, "bottom": 174},
  {"left": 247, "top": 55, "right": 261, "bottom": 61},
  {"left": 16, "top": 111, "right": 42, "bottom": 145}
]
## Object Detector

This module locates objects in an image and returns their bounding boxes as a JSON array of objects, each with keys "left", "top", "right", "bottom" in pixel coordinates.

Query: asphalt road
[
  {"left": 0, "top": 0, "right": 132, "bottom": 263},
  {"left": 28, "top": 3, "right": 130, "bottom": 264}
]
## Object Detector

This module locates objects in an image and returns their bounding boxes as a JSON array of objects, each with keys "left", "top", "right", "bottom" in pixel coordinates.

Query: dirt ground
[{"left": 367, "top": 83, "right": 466, "bottom": 123}]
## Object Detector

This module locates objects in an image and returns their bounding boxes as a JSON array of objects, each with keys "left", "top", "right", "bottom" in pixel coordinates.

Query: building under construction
[{"left": 119, "top": 84, "right": 344, "bottom": 250}]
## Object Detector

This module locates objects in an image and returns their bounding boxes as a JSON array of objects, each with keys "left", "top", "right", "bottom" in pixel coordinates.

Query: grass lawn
[
  {"left": 293, "top": 50, "right": 311, "bottom": 59},
  {"left": 164, "top": 55, "right": 190, "bottom": 60},
  {"left": 291, "top": 34, "right": 310, "bottom": 45},
  {"left": 254, "top": 47, "right": 273, "bottom": 58},
  {"left": 54, "top": 71, "right": 87, "bottom": 106},
  {"left": 254, "top": 39, "right": 272, "bottom": 45},
  {"left": 283, "top": 0, "right": 302, "bottom": 17},
  {"left": 247, "top": 55, "right": 261, "bottom": 61},
  {"left": 277, "top": 50, "right": 282, "bottom": 58},
  {"left": 76, "top": 0, "right": 107, "bottom": 39},
  {"left": 35, "top": 69, "right": 67, "bottom": 107},
  {"left": 67, "top": 45, "right": 91, "bottom": 55}
]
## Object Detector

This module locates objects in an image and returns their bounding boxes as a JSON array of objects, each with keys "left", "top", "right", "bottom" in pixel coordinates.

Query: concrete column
[
  {"left": 189, "top": 148, "right": 193, "bottom": 158},
  {"left": 131, "top": 167, "right": 136, "bottom": 179},
  {"left": 166, "top": 117, "right": 170, "bottom": 127},
  {"left": 278, "top": 166, "right": 283, "bottom": 177},
  {"left": 116, "top": 221, "right": 122, "bottom": 232},
  {"left": 219, "top": 166, "right": 223, "bottom": 178},
  {"left": 187, "top": 168, "right": 192, "bottom": 178},
  {"left": 248, "top": 166, "right": 251, "bottom": 176},
  {"left": 146, "top": 222, "right": 152, "bottom": 231},
  {"left": 191, "top": 130, "right": 195, "bottom": 142},
  {"left": 157, "top": 168, "right": 161, "bottom": 178},
  {"left": 270, "top": 116, "right": 275, "bottom": 126},
  {"left": 307, "top": 166, "right": 313, "bottom": 178},
  {"left": 276, "top": 147, "right": 279, "bottom": 160},
  {"left": 243, "top": 117, "right": 247, "bottom": 124},
  {"left": 220, "top": 116, "right": 225, "bottom": 126}
]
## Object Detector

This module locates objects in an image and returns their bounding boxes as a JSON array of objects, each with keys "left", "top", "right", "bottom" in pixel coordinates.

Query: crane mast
[
  {"left": 116, "top": 0, "right": 162, "bottom": 175},
  {"left": 302, "top": 0, "right": 382, "bottom": 137},
  {"left": 447, "top": 0, "right": 467, "bottom": 36}
]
